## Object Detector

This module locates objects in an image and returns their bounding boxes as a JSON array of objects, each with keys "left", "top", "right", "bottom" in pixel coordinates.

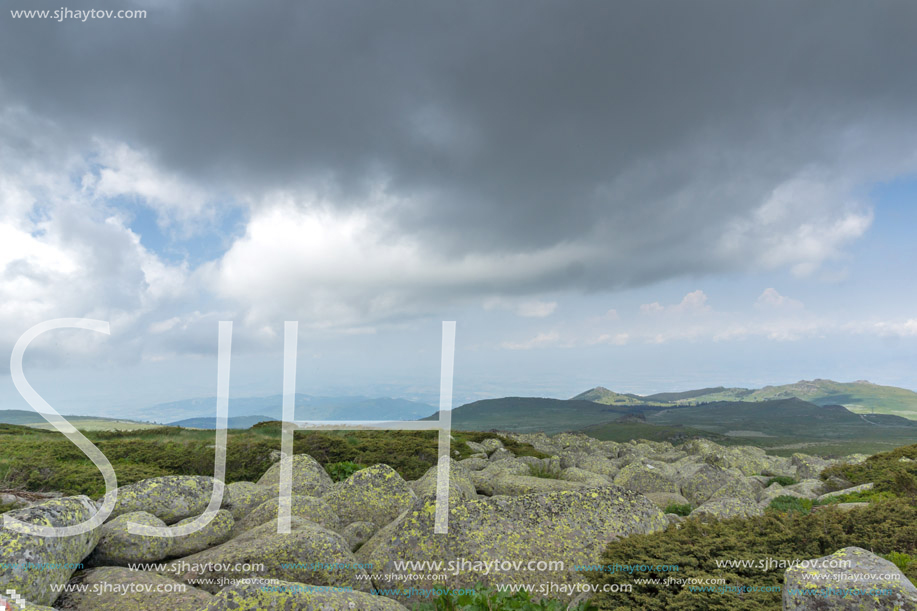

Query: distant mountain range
[{"left": 162, "top": 394, "right": 435, "bottom": 429}]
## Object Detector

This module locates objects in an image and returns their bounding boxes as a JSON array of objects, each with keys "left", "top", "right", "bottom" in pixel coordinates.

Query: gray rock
[
  {"left": 341, "top": 521, "right": 377, "bottom": 552},
  {"left": 614, "top": 463, "right": 679, "bottom": 495},
  {"left": 233, "top": 496, "right": 340, "bottom": 535},
  {"left": 790, "top": 453, "right": 831, "bottom": 480},
  {"left": 104, "top": 476, "right": 217, "bottom": 524},
  {"left": 257, "top": 454, "right": 334, "bottom": 498},
  {"left": 54, "top": 567, "right": 212, "bottom": 611},
  {"left": 783, "top": 546, "right": 917, "bottom": 610},
  {"left": 357, "top": 485, "right": 667, "bottom": 603},
  {"left": 679, "top": 464, "right": 742, "bottom": 505},
  {"left": 0, "top": 496, "right": 101, "bottom": 606},
  {"left": 87, "top": 511, "right": 172, "bottom": 567},
  {"left": 479, "top": 438, "right": 504, "bottom": 454},
  {"left": 410, "top": 459, "right": 478, "bottom": 502},
  {"left": 323, "top": 464, "right": 416, "bottom": 528},
  {"left": 815, "top": 482, "right": 874, "bottom": 503},
  {"left": 643, "top": 492, "right": 690, "bottom": 509},
  {"left": 204, "top": 579, "right": 408, "bottom": 610},
  {"left": 222, "top": 481, "right": 276, "bottom": 520},
  {"left": 168, "top": 509, "right": 234, "bottom": 557},
  {"left": 691, "top": 497, "right": 763, "bottom": 520}
]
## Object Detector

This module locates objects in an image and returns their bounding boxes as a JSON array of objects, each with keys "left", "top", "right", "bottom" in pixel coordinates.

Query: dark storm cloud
[{"left": 2, "top": 0, "right": 916, "bottom": 289}]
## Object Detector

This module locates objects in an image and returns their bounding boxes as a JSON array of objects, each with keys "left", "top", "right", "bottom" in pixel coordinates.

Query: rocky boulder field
[{"left": 1, "top": 433, "right": 913, "bottom": 610}]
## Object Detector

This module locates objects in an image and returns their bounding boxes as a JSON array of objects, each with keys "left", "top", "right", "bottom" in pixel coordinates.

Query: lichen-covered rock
[
  {"left": 483, "top": 475, "right": 586, "bottom": 496},
  {"left": 643, "top": 492, "right": 690, "bottom": 509},
  {"left": 465, "top": 440, "right": 487, "bottom": 453},
  {"left": 358, "top": 485, "right": 667, "bottom": 602},
  {"left": 223, "top": 481, "right": 275, "bottom": 520},
  {"left": 257, "top": 454, "right": 334, "bottom": 498},
  {"left": 488, "top": 447, "right": 515, "bottom": 462},
  {"left": 470, "top": 459, "right": 538, "bottom": 495},
  {"left": 815, "top": 483, "right": 874, "bottom": 503},
  {"left": 87, "top": 511, "right": 172, "bottom": 566},
  {"left": 340, "top": 520, "right": 377, "bottom": 552},
  {"left": 0, "top": 496, "right": 101, "bottom": 606},
  {"left": 479, "top": 438, "right": 504, "bottom": 454},
  {"left": 54, "top": 567, "right": 212, "bottom": 611},
  {"left": 323, "top": 465, "right": 415, "bottom": 529},
  {"left": 614, "top": 463, "right": 679, "bottom": 495},
  {"left": 691, "top": 497, "right": 762, "bottom": 520},
  {"left": 163, "top": 520, "right": 369, "bottom": 594},
  {"left": 104, "top": 476, "right": 217, "bottom": 524},
  {"left": 457, "top": 457, "right": 489, "bottom": 471},
  {"left": 410, "top": 459, "right": 478, "bottom": 502},
  {"left": 785, "top": 479, "right": 827, "bottom": 499},
  {"left": 706, "top": 478, "right": 761, "bottom": 503},
  {"left": 233, "top": 496, "right": 340, "bottom": 535},
  {"left": 790, "top": 453, "right": 831, "bottom": 481},
  {"left": 783, "top": 546, "right": 917, "bottom": 610},
  {"left": 679, "top": 464, "right": 742, "bottom": 505},
  {"left": 757, "top": 484, "right": 808, "bottom": 508},
  {"left": 168, "top": 509, "right": 234, "bottom": 558},
  {"left": 571, "top": 454, "right": 620, "bottom": 479},
  {"left": 560, "top": 467, "right": 611, "bottom": 486},
  {"left": 204, "top": 579, "right": 408, "bottom": 610}
]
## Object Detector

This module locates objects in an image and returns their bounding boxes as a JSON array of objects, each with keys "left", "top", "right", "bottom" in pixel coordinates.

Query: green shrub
[
  {"left": 527, "top": 464, "right": 563, "bottom": 480},
  {"left": 765, "top": 476, "right": 796, "bottom": 487},
  {"left": 821, "top": 443, "right": 917, "bottom": 497},
  {"left": 767, "top": 495, "right": 813, "bottom": 514},
  {"left": 884, "top": 551, "right": 913, "bottom": 572},
  {"left": 589, "top": 497, "right": 917, "bottom": 610},
  {"left": 664, "top": 503, "right": 693, "bottom": 516},
  {"left": 411, "top": 584, "right": 596, "bottom": 610},
  {"left": 325, "top": 461, "right": 366, "bottom": 482},
  {"left": 813, "top": 489, "right": 895, "bottom": 506}
]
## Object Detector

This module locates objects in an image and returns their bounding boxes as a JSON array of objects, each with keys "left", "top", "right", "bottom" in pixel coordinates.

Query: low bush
[
  {"left": 664, "top": 503, "right": 693, "bottom": 516},
  {"left": 325, "top": 460, "right": 366, "bottom": 482},
  {"left": 765, "top": 476, "right": 796, "bottom": 487},
  {"left": 767, "top": 495, "right": 812, "bottom": 514},
  {"left": 589, "top": 497, "right": 917, "bottom": 610}
]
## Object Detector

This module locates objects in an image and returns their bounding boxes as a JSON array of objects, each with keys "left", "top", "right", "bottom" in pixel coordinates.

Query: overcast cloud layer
[{"left": 1, "top": 1, "right": 916, "bottom": 386}]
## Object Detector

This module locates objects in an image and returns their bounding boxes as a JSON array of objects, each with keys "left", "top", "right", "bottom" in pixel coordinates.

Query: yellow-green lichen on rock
[
  {"left": 103, "top": 475, "right": 217, "bottom": 524},
  {"left": 410, "top": 458, "right": 478, "bottom": 502},
  {"left": 0, "top": 496, "right": 101, "bottom": 606},
  {"left": 86, "top": 511, "right": 171, "bottom": 566},
  {"left": 203, "top": 579, "right": 408, "bottom": 610},
  {"left": 323, "top": 464, "right": 416, "bottom": 528},
  {"left": 162, "top": 519, "right": 370, "bottom": 594},
  {"left": 613, "top": 462, "right": 679, "bottom": 495},
  {"left": 357, "top": 485, "right": 667, "bottom": 603},
  {"left": 223, "top": 481, "right": 276, "bottom": 520},
  {"left": 232, "top": 496, "right": 340, "bottom": 536},
  {"left": 257, "top": 454, "right": 333, "bottom": 498},
  {"left": 783, "top": 546, "right": 917, "bottom": 610},
  {"left": 168, "top": 509, "right": 234, "bottom": 558},
  {"left": 53, "top": 566, "right": 213, "bottom": 611}
]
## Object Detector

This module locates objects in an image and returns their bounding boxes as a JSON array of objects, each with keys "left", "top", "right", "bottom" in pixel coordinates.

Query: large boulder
[
  {"left": 357, "top": 486, "right": 667, "bottom": 602},
  {"left": 86, "top": 511, "right": 171, "bottom": 566},
  {"left": 679, "top": 464, "right": 742, "bottom": 505},
  {"left": 162, "top": 519, "right": 369, "bottom": 594},
  {"left": 643, "top": 492, "right": 691, "bottom": 509},
  {"left": 560, "top": 467, "right": 611, "bottom": 486},
  {"left": 784, "top": 546, "right": 917, "bottom": 610},
  {"left": 410, "top": 459, "right": 478, "bottom": 502},
  {"left": 54, "top": 567, "right": 212, "bottom": 611},
  {"left": 323, "top": 465, "right": 416, "bottom": 529},
  {"left": 790, "top": 453, "right": 831, "bottom": 481},
  {"left": 614, "top": 463, "right": 679, "bottom": 495},
  {"left": 168, "top": 509, "right": 234, "bottom": 558},
  {"left": 233, "top": 496, "right": 340, "bottom": 535},
  {"left": 483, "top": 474, "right": 586, "bottom": 496},
  {"left": 0, "top": 496, "right": 101, "bottom": 606},
  {"left": 691, "top": 497, "right": 763, "bottom": 520},
  {"left": 785, "top": 479, "right": 827, "bottom": 499},
  {"left": 257, "top": 454, "right": 334, "bottom": 498},
  {"left": 204, "top": 579, "right": 408, "bottom": 610},
  {"left": 223, "top": 481, "right": 276, "bottom": 520},
  {"left": 340, "top": 521, "right": 377, "bottom": 552},
  {"left": 706, "top": 478, "right": 761, "bottom": 503},
  {"left": 815, "top": 482, "right": 874, "bottom": 503},
  {"left": 572, "top": 455, "right": 620, "bottom": 479},
  {"left": 104, "top": 476, "right": 217, "bottom": 524}
]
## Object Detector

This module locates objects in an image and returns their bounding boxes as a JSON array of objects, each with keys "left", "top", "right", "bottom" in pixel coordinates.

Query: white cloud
[
  {"left": 640, "top": 290, "right": 711, "bottom": 315},
  {"left": 755, "top": 288, "right": 804, "bottom": 310},
  {"left": 483, "top": 297, "right": 558, "bottom": 318},
  {"left": 500, "top": 331, "right": 560, "bottom": 350}
]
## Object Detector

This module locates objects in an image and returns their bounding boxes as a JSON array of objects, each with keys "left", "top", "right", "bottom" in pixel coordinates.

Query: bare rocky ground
[{"left": 1, "top": 433, "right": 911, "bottom": 610}]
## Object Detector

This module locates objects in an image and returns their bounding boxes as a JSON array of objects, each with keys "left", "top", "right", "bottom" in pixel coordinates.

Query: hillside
[
  {"left": 438, "top": 397, "right": 641, "bottom": 434},
  {"left": 0, "top": 410, "right": 158, "bottom": 431},
  {"left": 577, "top": 379, "right": 917, "bottom": 420}
]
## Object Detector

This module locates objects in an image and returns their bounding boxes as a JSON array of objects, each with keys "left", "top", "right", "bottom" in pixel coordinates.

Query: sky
[{"left": 0, "top": 0, "right": 916, "bottom": 419}]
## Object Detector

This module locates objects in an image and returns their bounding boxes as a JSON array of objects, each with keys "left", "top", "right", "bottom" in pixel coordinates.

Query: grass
[
  {"left": 0, "top": 422, "right": 546, "bottom": 498},
  {"left": 527, "top": 463, "right": 563, "bottom": 480}
]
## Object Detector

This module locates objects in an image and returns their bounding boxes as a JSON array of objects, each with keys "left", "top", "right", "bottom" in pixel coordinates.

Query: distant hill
[
  {"left": 151, "top": 394, "right": 435, "bottom": 424},
  {"left": 574, "top": 379, "right": 917, "bottom": 420},
  {"left": 0, "top": 410, "right": 159, "bottom": 431},
  {"left": 570, "top": 387, "right": 662, "bottom": 406},
  {"left": 167, "top": 415, "right": 276, "bottom": 429}
]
